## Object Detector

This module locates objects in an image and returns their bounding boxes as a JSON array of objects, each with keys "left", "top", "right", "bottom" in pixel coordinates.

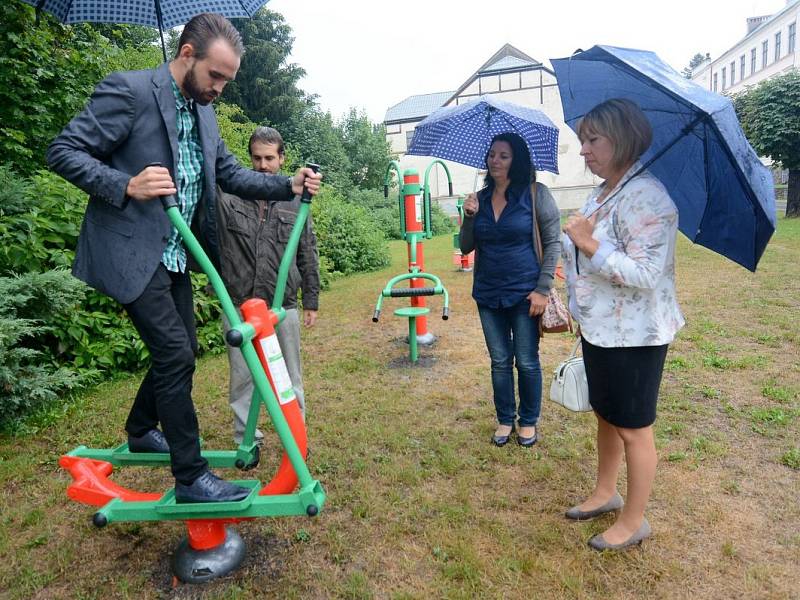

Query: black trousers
[{"left": 123, "top": 264, "right": 207, "bottom": 483}]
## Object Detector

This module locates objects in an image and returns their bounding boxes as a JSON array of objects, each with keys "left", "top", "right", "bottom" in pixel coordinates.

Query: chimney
[{"left": 746, "top": 15, "right": 772, "bottom": 35}]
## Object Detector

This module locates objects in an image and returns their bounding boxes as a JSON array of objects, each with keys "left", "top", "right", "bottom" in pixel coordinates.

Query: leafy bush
[
  {"left": 0, "top": 165, "right": 224, "bottom": 383},
  {"left": 346, "top": 186, "right": 455, "bottom": 240},
  {"left": 346, "top": 187, "right": 402, "bottom": 239},
  {"left": 0, "top": 270, "right": 91, "bottom": 429},
  {"left": 0, "top": 166, "right": 84, "bottom": 275},
  {"left": 311, "top": 186, "right": 390, "bottom": 277},
  {"left": 0, "top": 3, "right": 115, "bottom": 175}
]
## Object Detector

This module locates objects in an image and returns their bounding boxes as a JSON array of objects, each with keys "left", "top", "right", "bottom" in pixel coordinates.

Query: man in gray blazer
[{"left": 47, "top": 13, "right": 321, "bottom": 503}]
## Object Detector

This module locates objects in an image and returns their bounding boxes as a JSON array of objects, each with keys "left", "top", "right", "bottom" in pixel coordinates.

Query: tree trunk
[{"left": 787, "top": 169, "right": 800, "bottom": 218}]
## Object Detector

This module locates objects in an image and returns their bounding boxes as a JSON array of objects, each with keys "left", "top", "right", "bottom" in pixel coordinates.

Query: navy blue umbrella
[
  {"left": 22, "top": 0, "right": 269, "bottom": 61},
  {"left": 406, "top": 95, "right": 559, "bottom": 174},
  {"left": 551, "top": 45, "right": 776, "bottom": 272}
]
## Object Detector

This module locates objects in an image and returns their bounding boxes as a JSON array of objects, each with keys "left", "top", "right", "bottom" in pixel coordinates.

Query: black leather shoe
[
  {"left": 517, "top": 426, "right": 538, "bottom": 447},
  {"left": 174, "top": 471, "right": 250, "bottom": 504},
  {"left": 491, "top": 425, "right": 514, "bottom": 447},
  {"left": 128, "top": 428, "right": 169, "bottom": 453}
]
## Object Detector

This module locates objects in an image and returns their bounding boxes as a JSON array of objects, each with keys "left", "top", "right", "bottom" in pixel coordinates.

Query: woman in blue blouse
[{"left": 459, "top": 132, "right": 561, "bottom": 447}]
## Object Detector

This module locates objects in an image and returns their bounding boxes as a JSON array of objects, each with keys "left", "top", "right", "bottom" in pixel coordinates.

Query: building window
[
  {"left": 740, "top": 55, "right": 746, "bottom": 79},
  {"left": 790, "top": 23, "right": 796, "bottom": 53},
  {"left": 775, "top": 31, "right": 782, "bottom": 61},
  {"left": 730, "top": 61, "right": 736, "bottom": 85},
  {"left": 751, "top": 48, "right": 757, "bottom": 73},
  {"left": 713, "top": 73, "right": 718, "bottom": 92},
  {"left": 405, "top": 130, "right": 415, "bottom": 150},
  {"left": 721, "top": 66, "right": 726, "bottom": 89},
  {"left": 762, "top": 39, "right": 769, "bottom": 67}
]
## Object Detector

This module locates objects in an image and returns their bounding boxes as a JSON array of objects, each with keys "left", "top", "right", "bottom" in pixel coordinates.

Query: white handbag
[{"left": 549, "top": 337, "right": 592, "bottom": 412}]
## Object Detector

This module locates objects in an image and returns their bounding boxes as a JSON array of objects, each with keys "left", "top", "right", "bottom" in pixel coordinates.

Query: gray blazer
[
  {"left": 459, "top": 182, "right": 561, "bottom": 296},
  {"left": 47, "top": 63, "right": 294, "bottom": 304}
]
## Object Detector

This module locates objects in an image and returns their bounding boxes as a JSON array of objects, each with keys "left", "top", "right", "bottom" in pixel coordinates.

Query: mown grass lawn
[{"left": 1, "top": 219, "right": 799, "bottom": 599}]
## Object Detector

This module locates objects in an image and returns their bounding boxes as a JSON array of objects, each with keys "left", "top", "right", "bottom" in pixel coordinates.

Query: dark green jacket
[{"left": 216, "top": 187, "right": 319, "bottom": 310}]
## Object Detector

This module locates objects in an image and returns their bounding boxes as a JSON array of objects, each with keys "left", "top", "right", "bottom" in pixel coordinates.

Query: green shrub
[
  {"left": 0, "top": 270, "right": 91, "bottom": 428},
  {"left": 0, "top": 3, "right": 115, "bottom": 175},
  {"left": 346, "top": 186, "right": 454, "bottom": 240},
  {"left": 0, "top": 166, "right": 224, "bottom": 381},
  {"left": 311, "top": 186, "right": 390, "bottom": 276}
]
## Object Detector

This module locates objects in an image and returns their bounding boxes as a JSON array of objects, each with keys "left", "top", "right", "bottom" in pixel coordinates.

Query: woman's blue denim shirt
[{"left": 472, "top": 183, "right": 539, "bottom": 308}]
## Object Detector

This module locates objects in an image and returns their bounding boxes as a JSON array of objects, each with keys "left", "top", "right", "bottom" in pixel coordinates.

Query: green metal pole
[
  {"left": 408, "top": 317, "right": 418, "bottom": 363},
  {"left": 384, "top": 161, "right": 405, "bottom": 240},
  {"left": 422, "top": 159, "right": 453, "bottom": 240},
  {"left": 162, "top": 203, "right": 315, "bottom": 489},
  {"left": 272, "top": 200, "right": 310, "bottom": 312}
]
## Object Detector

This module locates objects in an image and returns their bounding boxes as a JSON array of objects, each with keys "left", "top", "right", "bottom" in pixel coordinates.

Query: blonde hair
[{"left": 578, "top": 99, "right": 652, "bottom": 171}]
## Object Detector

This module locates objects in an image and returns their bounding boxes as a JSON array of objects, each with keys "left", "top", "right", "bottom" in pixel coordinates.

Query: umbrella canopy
[
  {"left": 22, "top": 0, "right": 269, "bottom": 61},
  {"left": 406, "top": 95, "right": 560, "bottom": 174},
  {"left": 551, "top": 45, "right": 776, "bottom": 272}
]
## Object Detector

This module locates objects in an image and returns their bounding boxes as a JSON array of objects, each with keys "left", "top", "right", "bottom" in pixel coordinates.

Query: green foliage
[
  {"left": 0, "top": 165, "right": 223, "bottom": 392},
  {"left": 87, "top": 23, "right": 159, "bottom": 50},
  {"left": 345, "top": 187, "right": 454, "bottom": 240},
  {"left": 346, "top": 187, "right": 402, "bottom": 239},
  {"left": 339, "top": 109, "right": 395, "bottom": 190},
  {"left": 682, "top": 52, "right": 708, "bottom": 79},
  {"left": 215, "top": 102, "right": 258, "bottom": 165},
  {"left": 286, "top": 107, "right": 353, "bottom": 190},
  {"left": 734, "top": 71, "right": 800, "bottom": 217},
  {"left": 0, "top": 270, "right": 90, "bottom": 428},
  {"left": 781, "top": 447, "right": 800, "bottom": 470},
  {"left": 0, "top": 167, "right": 84, "bottom": 275},
  {"left": 311, "top": 187, "right": 390, "bottom": 276},
  {"left": 733, "top": 70, "right": 800, "bottom": 170},
  {"left": 223, "top": 9, "right": 309, "bottom": 131},
  {"left": 0, "top": 2, "right": 115, "bottom": 175}
]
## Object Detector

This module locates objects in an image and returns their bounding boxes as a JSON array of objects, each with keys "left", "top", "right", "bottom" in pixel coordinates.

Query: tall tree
[
  {"left": 682, "top": 52, "right": 709, "bottom": 79},
  {"left": 338, "top": 109, "right": 395, "bottom": 190},
  {"left": 733, "top": 70, "right": 800, "bottom": 217},
  {"left": 285, "top": 106, "right": 352, "bottom": 191},
  {"left": 222, "top": 9, "right": 309, "bottom": 132}
]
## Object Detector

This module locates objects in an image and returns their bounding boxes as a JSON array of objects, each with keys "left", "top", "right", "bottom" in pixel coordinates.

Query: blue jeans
[{"left": 477, "top": 300, "right": 542, "bottom": 427}]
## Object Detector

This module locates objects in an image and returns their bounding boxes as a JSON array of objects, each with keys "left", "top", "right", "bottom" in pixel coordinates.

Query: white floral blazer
[{"left": 562, "top": 163, "right": 685, "bottom": 348}]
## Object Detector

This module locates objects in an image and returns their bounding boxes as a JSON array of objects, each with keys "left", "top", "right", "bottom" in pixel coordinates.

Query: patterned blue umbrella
[
  {"left": 406, "top": 95, "right": 559, "bottom": 174},
  {"left": 551, "top": 45, "right": 776, "bottom": 271},
  {"left": 21, "top": 0, "right": 269, "bottom": 61}
]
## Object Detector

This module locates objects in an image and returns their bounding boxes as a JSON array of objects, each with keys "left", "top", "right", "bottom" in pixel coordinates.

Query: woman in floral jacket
[{"left": 562, "top": 99, "right": 684, "bottom": 550}]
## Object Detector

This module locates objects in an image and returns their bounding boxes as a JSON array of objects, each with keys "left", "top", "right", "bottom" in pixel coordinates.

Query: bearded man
[{"left": 47, "top": 13, "right": 321, "bottom": 503}]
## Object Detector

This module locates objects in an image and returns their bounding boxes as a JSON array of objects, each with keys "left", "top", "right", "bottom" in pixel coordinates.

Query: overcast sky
[{"left": 264, "top": 0, "right": 788, "bottom": 122}]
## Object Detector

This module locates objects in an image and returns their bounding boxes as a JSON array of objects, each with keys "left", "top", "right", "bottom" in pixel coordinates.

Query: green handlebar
[{"left": 372, "top": 272, "right": 449, "bottom": 322}]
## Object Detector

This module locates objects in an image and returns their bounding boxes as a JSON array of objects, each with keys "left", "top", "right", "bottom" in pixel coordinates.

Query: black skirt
[{"left": 581, "top": 337, "right": 669, "bottom": 428}]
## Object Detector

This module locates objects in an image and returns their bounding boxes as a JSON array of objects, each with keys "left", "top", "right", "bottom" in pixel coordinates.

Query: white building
[
  {"left": 384, "top": 44, "right": 599, "bottom": 212},
  {"left": 692, "top": 0, "right": 799, "bottom": 95}
]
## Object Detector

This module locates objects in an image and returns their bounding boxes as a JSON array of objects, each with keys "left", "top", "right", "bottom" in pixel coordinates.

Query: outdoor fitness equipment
[
  {"left": 451, "top": 197, "right": 474, "bottom": 271},
  {"left": 58, "top": 164, "right": 325, "bottom": 584},
  {"left": 373, "top": 161, "right": 451, "bottom": 363}
]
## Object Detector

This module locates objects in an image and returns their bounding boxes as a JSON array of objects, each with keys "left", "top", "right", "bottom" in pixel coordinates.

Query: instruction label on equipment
[
  {"left": 259, "top": 335, "right": 297, "bottom": 405},
  {"left": 415, "top": 195, "right": 423, "bottom": 223}
]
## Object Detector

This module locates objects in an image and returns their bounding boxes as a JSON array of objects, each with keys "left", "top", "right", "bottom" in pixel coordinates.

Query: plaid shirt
[{"left": 161, "top": 78, "right": 204, "bottom": 273}]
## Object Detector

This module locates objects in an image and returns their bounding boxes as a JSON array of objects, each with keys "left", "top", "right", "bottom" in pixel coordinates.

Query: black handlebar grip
[
  {"left": 442, "top": 307, "right": 450, "bottom": 321},
  {"left": 146, "top": 162, "right": 179, "bottom": 210},
  {"left": 226, "top": 328, "right": 244, "bottom": 347},
  {"left": 372, "top": 309, "right": 381, "bottom": 323},
  {"left": 300, "top": 162, "right": 320, "bottom": 203},
  {"left": 448, "top": 182, "right": 453, "bottom": 196}
]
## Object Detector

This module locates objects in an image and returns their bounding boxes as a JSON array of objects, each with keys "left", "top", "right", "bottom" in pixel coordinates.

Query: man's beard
[{"left": 183, "top": 64, "right": 217, "bottom": 106}]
